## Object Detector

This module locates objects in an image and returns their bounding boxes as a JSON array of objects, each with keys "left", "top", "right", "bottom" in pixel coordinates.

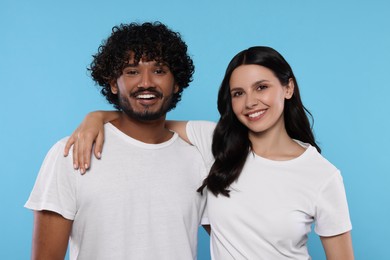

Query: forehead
[
  {"left": 124, "top": 60, "right": 165, "bottom": 68},
  {"left": 124, "top": 54, "right": 165, "bottom": 67},
  {"left": 230, "top": 65, "right": 276, "bottom": 85},
  {"left": 126, "top": 51, "right": 166, "bottom": 65}
]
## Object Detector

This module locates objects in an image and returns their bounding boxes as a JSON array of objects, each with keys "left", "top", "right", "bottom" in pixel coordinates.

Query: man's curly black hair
[{"left": 89, "top": 21, "right": 195, "bottom": 111}]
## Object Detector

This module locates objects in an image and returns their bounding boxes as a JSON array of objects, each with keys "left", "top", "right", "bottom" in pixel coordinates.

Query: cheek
[
  {"left": 158, "top": 79, "right": 177, "bottom": 93},
  {"left": 265, "top": 90, "right": 285, "bottom": 109},
  {"left": 117, "top": 78, "right": 134, "bottom": 91},
  {"left": 231, "top": 99, "right": 243, "bottom": 116}
]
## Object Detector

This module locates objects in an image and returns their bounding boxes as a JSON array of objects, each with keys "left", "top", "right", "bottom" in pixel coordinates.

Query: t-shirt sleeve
[
  {"left": 24, "top": 138, "right": 77, "bottom": 220},
  {"left": 186, "top": 121, "right": 216, "bottom": 170},
  {"left": 200, "top": 204, "right": 209, "bottom": 225},
  {"left": 186, "top": 121, "right": 215, "bottom": 226},
  {"left": 314, "top": 171, "right": 352, "bottom": 236}
]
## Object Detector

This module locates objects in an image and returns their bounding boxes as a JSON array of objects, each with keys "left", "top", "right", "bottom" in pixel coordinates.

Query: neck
[
  {"left": 249, "top": 122, "right": 304, "bottom": 161},
  {"left": 111, "top": 112, "right": 173, "bottom": 144}
]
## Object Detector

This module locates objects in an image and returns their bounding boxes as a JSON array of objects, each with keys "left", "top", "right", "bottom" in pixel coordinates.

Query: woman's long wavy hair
[{"left": 198, "top": 46, "right": 321, "bottom": 197}]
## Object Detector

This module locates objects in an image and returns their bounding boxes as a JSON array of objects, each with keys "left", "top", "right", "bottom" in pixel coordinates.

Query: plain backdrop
[{"left": 1, "top": 0, "right": 389, "bottom": 259}]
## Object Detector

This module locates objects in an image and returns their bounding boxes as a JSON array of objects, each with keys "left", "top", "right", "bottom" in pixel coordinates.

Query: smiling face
[
  {"left": 229, "top": 64, "right": 294, "bottom": 136},
  {"left": 110, "top": 56, "right": 178, "bottom": 121}
]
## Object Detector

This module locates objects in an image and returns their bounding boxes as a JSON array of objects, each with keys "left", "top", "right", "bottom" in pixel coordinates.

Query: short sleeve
[
  {"left": 314, "top": 171, "right": 352, "bottom": 236},
  {"left": 201, "top": 203, "right": 210, "bottom": 225},
  {"left": 186, "top": 121, "right": 216, "bottom": 170},
  {"left": 24, "top": 138, "right": 77, "bottom": 220}
]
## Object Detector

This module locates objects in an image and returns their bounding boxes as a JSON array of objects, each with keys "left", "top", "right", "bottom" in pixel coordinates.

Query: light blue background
[{"left": 1, "top": 0, "right": 389, "bottom": 259}]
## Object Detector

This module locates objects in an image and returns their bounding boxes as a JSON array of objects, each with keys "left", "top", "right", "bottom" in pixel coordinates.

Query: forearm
[{"left": 87, "top": 110, "right": 120, "bottom": 123}]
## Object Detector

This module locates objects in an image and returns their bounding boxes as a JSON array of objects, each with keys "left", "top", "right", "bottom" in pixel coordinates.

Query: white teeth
[
  {"left": 137, "top": 94, "right": 156, "bottom": 99},
  {"left": 248, "top": 110, "right": 265, "bottom": 118}
]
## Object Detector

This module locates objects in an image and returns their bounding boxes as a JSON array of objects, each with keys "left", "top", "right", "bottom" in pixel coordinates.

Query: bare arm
[
  {"left": 32, "top": 210, "right": 73, "bottom": 260},
  {"left": 63, "top": 110, "right": 120, "bottom": 174},
  {"left": 320, "top": 231, "right": 354, "bottom": 260},
  {"left": 63, "top": 111, "right": 190, "bottom": 174}
]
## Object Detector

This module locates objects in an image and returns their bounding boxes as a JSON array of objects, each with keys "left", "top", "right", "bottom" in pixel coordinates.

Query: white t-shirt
[
  {"left": 186, "top": 120, "right": 352, "bottom": 260},
  {"left": 25, "top": 123, "right": 208, "bottom": 260}
]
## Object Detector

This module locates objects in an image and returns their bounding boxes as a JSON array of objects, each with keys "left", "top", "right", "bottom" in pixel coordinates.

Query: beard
[{"left": 117, "top": 88, "right": 174, "bottom": 121}]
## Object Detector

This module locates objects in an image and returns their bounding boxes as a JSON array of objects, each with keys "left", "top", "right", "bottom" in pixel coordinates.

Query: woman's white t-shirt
[{"left": 187, "top": 120, "right": 352, "bottom": 260}]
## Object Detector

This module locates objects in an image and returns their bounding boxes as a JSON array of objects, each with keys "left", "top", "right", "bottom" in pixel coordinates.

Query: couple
[{"left": 26, "top": 21, "right": 354, "bottom": 259}]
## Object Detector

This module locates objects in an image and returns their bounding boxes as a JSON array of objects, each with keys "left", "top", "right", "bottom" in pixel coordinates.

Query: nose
[
  {"left": 245, "top": 94, "right": 259, "bottom": 108},
  {"left": 138, "top": 71, "right": 153, "bottom": 88}
]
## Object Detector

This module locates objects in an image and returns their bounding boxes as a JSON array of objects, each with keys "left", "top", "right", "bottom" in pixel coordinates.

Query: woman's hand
[{"left": 63, "top": 111, "right": 119, "bottom": 174}]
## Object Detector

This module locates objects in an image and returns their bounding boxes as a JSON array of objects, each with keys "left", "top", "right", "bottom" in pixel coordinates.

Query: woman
[{"left": 65, "top": 46, "right": 354, "bottom": 259}]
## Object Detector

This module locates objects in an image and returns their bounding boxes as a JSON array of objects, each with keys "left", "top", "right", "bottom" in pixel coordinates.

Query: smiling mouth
[
  {"left": 248, "top": 110, "right": 266, "bottom": 118},
  {"left": 135, "top": 93, "right": 159, "bottom": 100},
  {"left": 131, "top": 89, "right": 163, "bottom": 100}
]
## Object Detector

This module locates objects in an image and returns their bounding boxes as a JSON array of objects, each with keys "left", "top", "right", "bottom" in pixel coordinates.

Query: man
[{"left": 25, "top": 22, "right": 207, "bottom": 259}]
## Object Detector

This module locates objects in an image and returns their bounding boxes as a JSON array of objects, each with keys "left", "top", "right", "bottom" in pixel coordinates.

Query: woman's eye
[
  {"left": 257, "top": 85, "right": 268, "bottom": 91},
  {"left": 232, "top": 91, "right": 243, "bottom": 97}
]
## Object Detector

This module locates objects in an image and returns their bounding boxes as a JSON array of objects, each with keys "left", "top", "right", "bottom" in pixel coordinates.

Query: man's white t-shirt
[
  {"left": 186, "top": 120, "right": 352, "bottom": 260},
  {"left": 25, "top": 123, "right": 208, "bottom": 260}
]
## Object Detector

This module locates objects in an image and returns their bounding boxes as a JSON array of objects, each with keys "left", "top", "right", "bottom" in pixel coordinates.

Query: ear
[
  {"left": 110, "top": 80, "right": 118, "bottom": 94},
  {"left": 284, "top": 78, "right": 295, "bottom": 99},
  {"left": 173, "top": 84, "right": 179, "bottom": 94}
]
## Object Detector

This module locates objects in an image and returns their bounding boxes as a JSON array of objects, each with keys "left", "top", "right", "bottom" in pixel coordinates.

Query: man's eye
[
  {"left": 125, "top": 70, "right": 138, "bottom": 75},
  {"left": 154, "top": 68, "right": 166, "bottom": 74}
]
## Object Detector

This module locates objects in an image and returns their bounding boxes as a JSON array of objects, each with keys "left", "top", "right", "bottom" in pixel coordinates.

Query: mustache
[{"left": 130, "top": 87, "right": 164, "bottom": 99}]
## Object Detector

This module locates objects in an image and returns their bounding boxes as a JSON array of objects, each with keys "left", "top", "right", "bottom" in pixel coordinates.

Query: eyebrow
[
  {"left": 251, "top": 80, "right": 269, "bottom": 86},
  {"left": 123, "top": 61, "right": 167, "bottom": 68},
  {"left": 230, "top": 80, "right": 270, "bottom": 91}
]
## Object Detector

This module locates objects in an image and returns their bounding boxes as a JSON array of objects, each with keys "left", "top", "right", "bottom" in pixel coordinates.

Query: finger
[
  {"left": 82, "top": 134, "right": 94, "bottom": 171},
  {"left": 72, "top": 136, "right": 79, "bottom": 170},
  {"left": 94, "top": 131, "right": 104, "bottom": 159},
  {"left": 64, "top": 135, "right": 75, "bottom": 157},
  {"left": 78, "top": 137, "right": 86, "bottom": 174},
  {"left": 64, "top": 127, "right": 80, "bottom": 157}
]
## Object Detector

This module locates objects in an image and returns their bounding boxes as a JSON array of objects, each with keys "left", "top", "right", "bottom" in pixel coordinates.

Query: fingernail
[
  {"left": 80, "top": 168, "right": 85, "bottom": 174},
  {"left": 74, "top": 164, "right": 78, "bottom": 169},
  {"left": 97, "top": 152, "right": 101, "bottom": 159},
  {"left": 85, "top": 164, "right": 88, "bottom": 169}
]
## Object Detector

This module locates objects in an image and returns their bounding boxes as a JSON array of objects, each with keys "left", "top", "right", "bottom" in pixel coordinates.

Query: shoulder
[
  {"left": 306, "top": 146, "right": 339, "bottom": 174},
  {"left": 43, "top": 137, "right": 72, "bottom": 160},
  {"left": 294, "top": 140, "right": 339, "bottom": 174},
  {"left": 35, "top": 137, "right": 81, "bottom": 179},
  {"left": 287, "top": 143, "right": 341, "bottom": 188}
]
